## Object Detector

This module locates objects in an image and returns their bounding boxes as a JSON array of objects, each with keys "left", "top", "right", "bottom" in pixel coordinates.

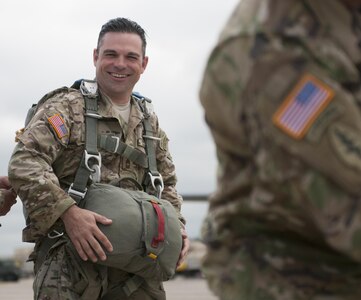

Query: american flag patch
[
  {"left": 272, "top": 74, "right": 334, "bottom": 139},
  {"left": 47, "top": 114, "right": 68, "bottom": 139}
]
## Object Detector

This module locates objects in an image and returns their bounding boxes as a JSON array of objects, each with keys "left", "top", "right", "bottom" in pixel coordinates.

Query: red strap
[{"left": 150, "top": 200, "right": 165, "bottom": 248}]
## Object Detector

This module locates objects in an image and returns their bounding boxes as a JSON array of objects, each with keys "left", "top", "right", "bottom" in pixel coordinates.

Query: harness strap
[
  {"left": 101, "top": 275, "right": 144, "bottom": 300},
  {"left": 136, "top": 97, "right": 164, "bottom": 198},
  {"left": 68, "top": 80, "right": 101, "bottom": 202},
  {"left": 99, "top": 135, "right": 148, "bottom": 168}
]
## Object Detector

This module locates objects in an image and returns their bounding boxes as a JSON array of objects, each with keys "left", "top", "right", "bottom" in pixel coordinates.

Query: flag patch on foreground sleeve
[
  {"left": 272, "top": 74, "right": 335, "bottom": 139},
  {"left": 48, "top": 114, "right": 68, "bottom": 138}
]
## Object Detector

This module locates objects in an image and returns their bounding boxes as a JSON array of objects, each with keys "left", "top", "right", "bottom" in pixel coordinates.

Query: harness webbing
[
  {"left": 68, "top": 80, "right": 101, "bottom": 202},
  {"left": 101, "top": 275, "right": 144, "bottom": 300},
  {"left": 99, "top": 135, "right": 148, "bottom": 168},
  {"left": 137, "top": 97, "right": 164, "bottom": 198}
]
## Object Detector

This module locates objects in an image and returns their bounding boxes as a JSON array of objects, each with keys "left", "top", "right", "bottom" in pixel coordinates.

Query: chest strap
[
  {"left": 68, "top": 82, "right": 164, "bottom": 200},
  {"left": 98, "top": 135, "right": 148, "bottom": 168}
]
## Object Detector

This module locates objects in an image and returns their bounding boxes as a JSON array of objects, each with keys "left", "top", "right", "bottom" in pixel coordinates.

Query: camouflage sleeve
[
  {"left": 200, "top": 30, "right": 361, "bottom": 262},
  {"left": 0, "top": 190, "right": 4, "bottom": 209},
  {"left": 8, "top": 90, "right": 78, "bottom": 240},
  {"left": 199, "top": 36, "right": 254, "bottom": 208},
  {"left": 253, "top": 50, "right": 361, "bottom": 262},
  {"left": 153, "top": 115, "right": 185, "bottom": 225}
]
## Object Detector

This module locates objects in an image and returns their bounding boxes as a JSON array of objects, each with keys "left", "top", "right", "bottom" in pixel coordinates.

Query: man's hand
[
  {"left": 61, "top": 205, "right": 113, "bottom": 262},
  {"left": 0, "top": 176, "right": 17, "bottom": 216},
  {"left": 177, "top": 227, "right": 190, "bottom": 267}
]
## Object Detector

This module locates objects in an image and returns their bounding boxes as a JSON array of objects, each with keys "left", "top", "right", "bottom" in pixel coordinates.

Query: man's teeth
[{"left": 111, "top": 73, "right": 128, "bottom": 78}]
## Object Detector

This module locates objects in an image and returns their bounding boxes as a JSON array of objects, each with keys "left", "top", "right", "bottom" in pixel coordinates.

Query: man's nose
[{"left": 115, "top": 56, "right": 126, "bottom": 68}]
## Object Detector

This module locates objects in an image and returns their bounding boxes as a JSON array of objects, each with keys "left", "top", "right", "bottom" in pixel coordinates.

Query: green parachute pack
[{"left": 79, "top": 183, "right": 182, "bottom": 281}]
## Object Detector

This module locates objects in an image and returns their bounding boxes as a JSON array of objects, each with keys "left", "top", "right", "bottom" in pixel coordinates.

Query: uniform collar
[{"left": 97, "top": 90, "right": 144, "bottom": 135}]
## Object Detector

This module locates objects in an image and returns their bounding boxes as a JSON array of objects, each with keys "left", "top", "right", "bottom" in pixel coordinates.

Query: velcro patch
[
  {"left": 272, "top": 74, "right": 334, "bottom": 139},
  {"left": 47, "top": 114, "right": 68, "bottom": 138},
  {"left": 331, "top": 123, "right": 361, "bottom": 171}
]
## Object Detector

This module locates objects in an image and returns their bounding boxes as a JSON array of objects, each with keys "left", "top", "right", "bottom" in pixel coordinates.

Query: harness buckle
[
  {"left": 80, "top": 80, "right": 98, "bottom": 98},
  {"left": 90, "top": 164, "right": 101, "bottom": 183},
  {"left": 147, "top": 172, "right": 164, "bottom": 198},
  {"left": 111, "top": 136, "right": 120, "bottom": 153},
  {"left": 84, "top": 112, "right": 102, "bottom": 119},
  {"left": 68, "top": 183, "right": 87, "bottom": 199},
  {"left": 84, "top": 150, "right": 102, "bottom": 181},
  {"left": 47, "top": 230, "right": 64, "bottom": 239},
  {"left": 143, "top": 135, "right": 161, "bottom": 141}
]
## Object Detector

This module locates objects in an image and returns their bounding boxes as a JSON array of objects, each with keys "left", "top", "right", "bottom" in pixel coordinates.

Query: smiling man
[
  {"left": 8, "top": 18, "right": 189, "bottom": 300},
  {"left": 94, "top": 29, "right": 148, "bottom": 105}
]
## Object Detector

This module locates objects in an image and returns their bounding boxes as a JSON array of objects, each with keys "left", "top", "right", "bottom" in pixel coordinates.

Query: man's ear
[
  {"left": 141, "top": 56, "right": 149, "bottom": 74},
  {"left": 93, "top": 48, "right": 99, "bottom": 67}
]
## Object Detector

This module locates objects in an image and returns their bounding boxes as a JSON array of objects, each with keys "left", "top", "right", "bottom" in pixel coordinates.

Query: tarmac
[{"left": 0, "top": 276, "right": 218, "bottom": 300}]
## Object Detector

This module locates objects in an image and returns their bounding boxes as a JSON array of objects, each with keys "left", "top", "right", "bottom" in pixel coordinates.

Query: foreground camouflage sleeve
[
  {"left": 8, "top": 90, "right": 80, "bottom": 241},
  {"left": 153, "top": 115, "right": 185, "bottom": 225},
  {"left": 200, "top": 22, "right": 361, "bottom": 261},
  {"left": 200, "top": 23, "right": 361, "bottom": 264}
]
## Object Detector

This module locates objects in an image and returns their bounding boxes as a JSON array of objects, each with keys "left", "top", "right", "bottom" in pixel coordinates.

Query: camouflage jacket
[
  {"left": 201, "top": 0, "right": 361, "bottom": 277},
  {"left": 9, "top": 87, "right": 184, "bottom": 242},
  {"left": 0, "top": 190, "right": 4, "bottom": 209}
]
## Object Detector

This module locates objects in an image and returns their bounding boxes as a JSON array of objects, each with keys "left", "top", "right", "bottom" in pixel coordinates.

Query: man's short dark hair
[{"left": 97, "top": 17, "right": 147, "bottom": 56}]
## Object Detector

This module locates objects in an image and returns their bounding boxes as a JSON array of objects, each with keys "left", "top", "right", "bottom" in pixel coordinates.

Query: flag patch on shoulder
[
  {"left": 272, "top": 74, "right": 334, "bottom": 139},
  {"left": 48, "top": 114, "right": 68, "bottom": 138}
]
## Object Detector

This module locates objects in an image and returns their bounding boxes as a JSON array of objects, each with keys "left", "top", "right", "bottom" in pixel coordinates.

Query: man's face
[{"left": 93, "top": 32, "right": 148, "bottom": 103}]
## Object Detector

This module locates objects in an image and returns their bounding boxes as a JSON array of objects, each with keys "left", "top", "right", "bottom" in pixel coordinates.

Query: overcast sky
[{"left": 0, "top": 0, "right": 239, "bottom": 257}]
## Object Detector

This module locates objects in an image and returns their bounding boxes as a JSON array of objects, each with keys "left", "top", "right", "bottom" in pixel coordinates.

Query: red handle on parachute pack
[{"left": 150, "top": 199, "right": 165, "bottom": 248}]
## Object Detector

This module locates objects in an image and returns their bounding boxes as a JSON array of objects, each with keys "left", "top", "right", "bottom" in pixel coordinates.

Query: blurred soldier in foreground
[
  {"left": 200, "top": 0, "right": 361, "bottom": 299},
  {"left": 0, "top": 176, "right": 16, "bottom": 216}
]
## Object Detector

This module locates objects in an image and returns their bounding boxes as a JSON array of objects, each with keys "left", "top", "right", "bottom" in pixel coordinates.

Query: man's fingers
[
  {"left": 94, "top": 213, "right": 113, "bottom": 225},
  {"left": 62, "top": 207, "right": 113, "bottom": 261},
  {"left": 73, "top": 240, "right": 88, "bottom": 261},
  {"left": 0, "top": 176, "right": 11, "bottom": 189},
  {"left": 88, "top": 235, "right": 108, "bottom": 261},
  {"left": 176, "top": 229, "right": 190, "bottom": 267},
  {"left": 94, "top": 228, "right": 113, "bottom": 254},
  {"left": 92, "top": 213, "right": 113, "bottom": 254}
]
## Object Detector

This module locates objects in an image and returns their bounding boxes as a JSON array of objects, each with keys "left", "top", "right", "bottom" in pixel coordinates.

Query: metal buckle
[
  {"left": 90, "top": 164, "right": 101, "bottom": 183},
  {"left": 148, "top": 172, "right": 164, "bottom": 198},
  {"left": 80, "top": 80, "right": 98, "bottom": 98},
  {"left": 143, "top": 135, "right": 161, "bottom": 141},
  {"left": 68, "top": 183, "right": 87, "bottom": 199},
  {"left": 47, "top": 230, "right": 64, "bottom": 239},
  {"left": 111, "top": 136, "right": 120, "bottom": 153},
  {"left": 84, "top": 112, "right": 102, "bottom": 119},
  {"left": 84, "top": 150, "right": 102, "bottom": 172},
  {"left": 84, "top": 151, "right": 101, "bottom": 183}
]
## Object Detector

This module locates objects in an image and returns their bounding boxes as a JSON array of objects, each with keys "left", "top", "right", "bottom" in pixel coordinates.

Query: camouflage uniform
[
  {"left": 0, "top": 190, "right": 4, "bottom": 209},
  {"left": 200, "top": 0, "right": 361, "bottom": 299},
  {"left": 8, "top": 86, "right": 184, "bottom": 299}
]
